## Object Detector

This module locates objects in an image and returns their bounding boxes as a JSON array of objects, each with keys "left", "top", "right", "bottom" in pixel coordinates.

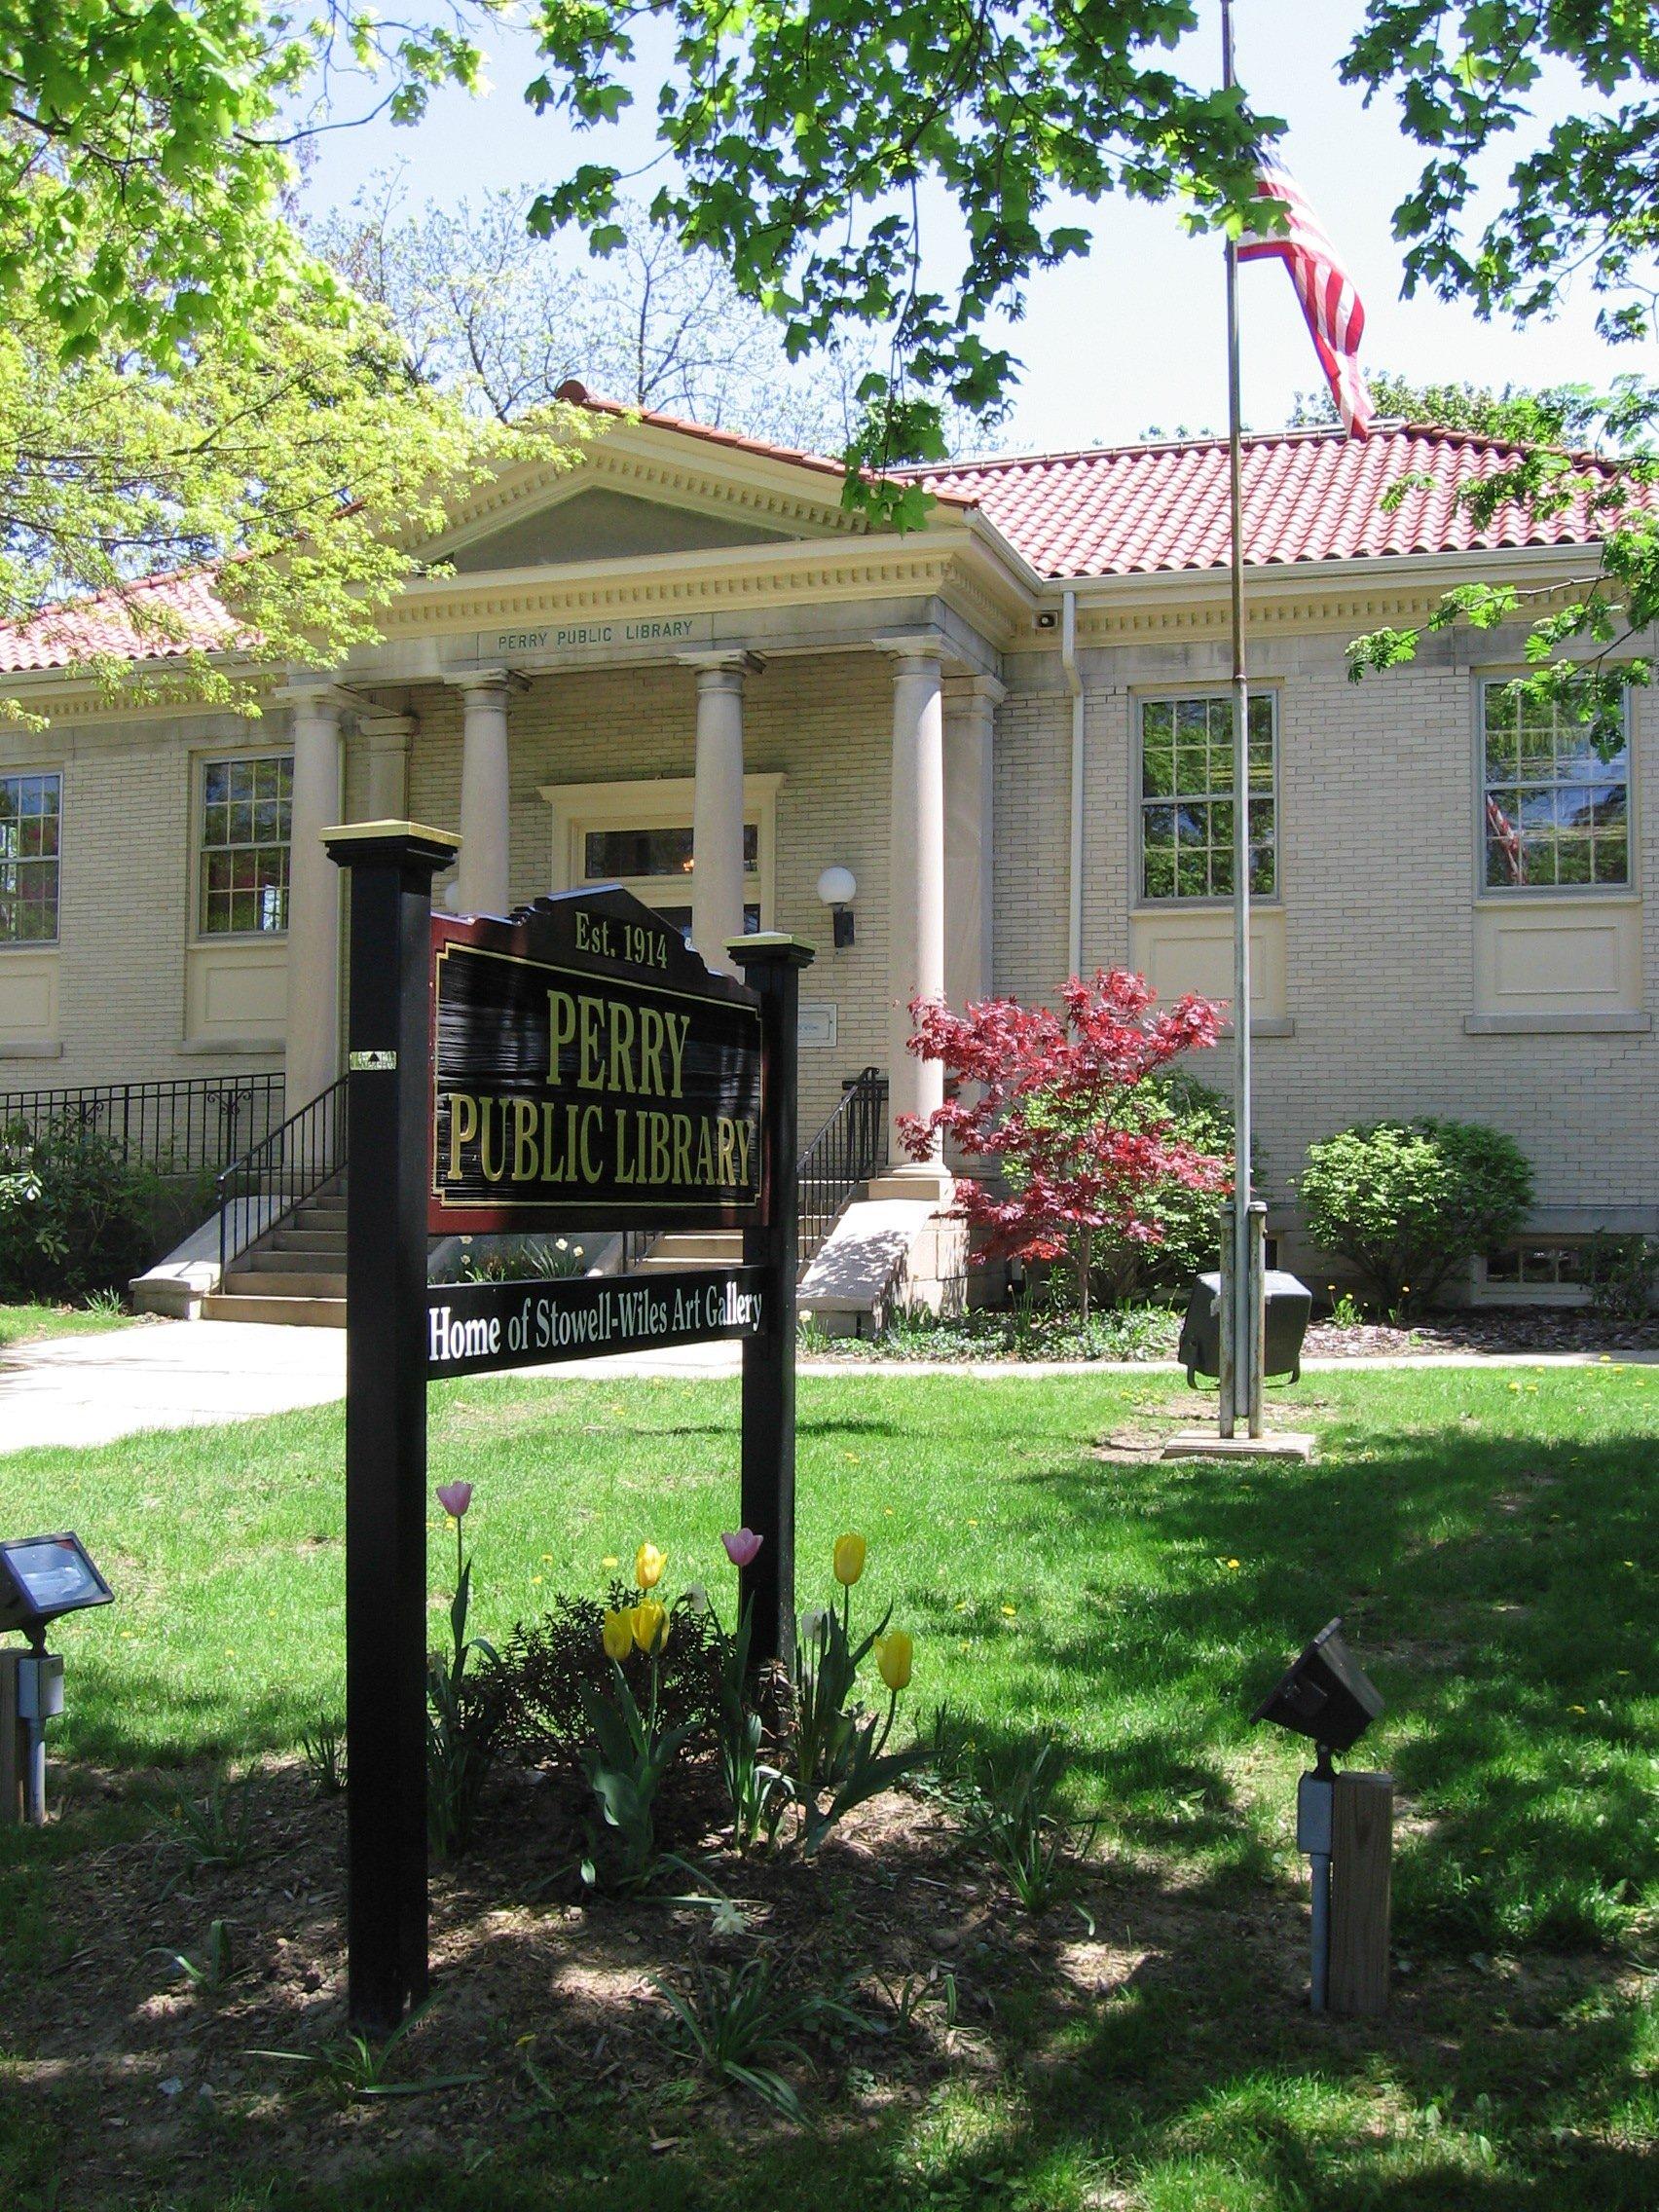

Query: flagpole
[{"left": 1221, "top": 0, "right": 1260, "bottom": 1438}]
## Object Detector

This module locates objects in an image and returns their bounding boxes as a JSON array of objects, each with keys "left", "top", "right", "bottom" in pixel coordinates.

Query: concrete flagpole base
[{"left": 1161, "top": 1430, "right": 1317, "bottom": 1463}]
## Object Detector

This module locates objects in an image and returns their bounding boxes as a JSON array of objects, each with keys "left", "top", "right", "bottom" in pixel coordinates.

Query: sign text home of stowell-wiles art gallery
[{"left": 429, "top": 886, "right": 764, "bottom": 1234}]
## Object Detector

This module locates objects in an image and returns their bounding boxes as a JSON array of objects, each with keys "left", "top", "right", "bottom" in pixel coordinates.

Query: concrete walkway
[{"left": 1, "top": 1315, "right": 1654, "bottom": 1457}]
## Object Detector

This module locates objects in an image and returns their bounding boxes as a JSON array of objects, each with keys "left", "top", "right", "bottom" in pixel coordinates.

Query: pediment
[{"left": 441, "top": 486, "right": 796, "bottom": 574}]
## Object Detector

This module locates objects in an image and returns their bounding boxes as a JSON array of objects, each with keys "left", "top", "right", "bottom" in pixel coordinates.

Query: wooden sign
[
  {"left": 323, "top": 825, "right": 812, "bottom": 2036},
  {"left": 430, "top": 886, "right": 764, "bottom": 1234}
]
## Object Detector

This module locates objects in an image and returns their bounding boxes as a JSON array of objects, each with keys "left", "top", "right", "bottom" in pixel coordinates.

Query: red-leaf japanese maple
[{"left": 899, "top": 972, "right": 1230, "bottom": 1320}]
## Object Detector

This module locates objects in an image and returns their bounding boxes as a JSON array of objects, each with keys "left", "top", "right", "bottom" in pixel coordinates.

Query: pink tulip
[
  {"left": 721, "top": 1528, "right": 763, "bottom": 1567},
  {"left": 435, "top": 1481, "right": 473, "bottom": 1520}
]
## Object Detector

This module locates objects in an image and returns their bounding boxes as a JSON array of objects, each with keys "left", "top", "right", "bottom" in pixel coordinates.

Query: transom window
[
  {"left": 1481, "top": 680, "right": 1628, "bottom": 891},
  {"left": 579, "top": 818, "right": 760, "bottom": 938},
  {"left": 0, "top": 771, "right": 61, "bottom": 943},
  {"left": 200, "top": 754, "right": 292, "bottom": 936},
  {"left": 1138, "top": 693, "right": 1276, "bottom": 902}
]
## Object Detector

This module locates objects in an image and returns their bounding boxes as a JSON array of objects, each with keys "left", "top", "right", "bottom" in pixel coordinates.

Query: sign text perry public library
[{"left": 429, "top": 885, "right": 764, "bottom": 1233}]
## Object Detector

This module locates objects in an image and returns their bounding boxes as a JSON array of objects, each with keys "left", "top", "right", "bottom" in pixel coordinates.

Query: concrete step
[
  {"left": 644, "top": 1233, "right": 745, "bottom": 1261},
  {"left": 241, "top": 1247, "right": 347, "bottom": 1273},
  {"left": 222, "top": 1268, "right": 347, "bottom": 1299},
  {"left": 294, "top": 1206, "right": 349, "bottom": 1229},
  {"left": 265, "top": 1229, "right": 349, "bottom": 1255},
  {"left": 202, "top": 1293, "right": 347, "bottom": 1327}
]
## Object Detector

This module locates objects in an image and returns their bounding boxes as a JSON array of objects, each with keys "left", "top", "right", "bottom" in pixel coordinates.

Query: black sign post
[
  {"left": 323, "top": 821, "right": 461, "bottom": 2037},
  {"left": 733, "top": 935, "right": 814, "bottom": 1669},
  {"left": 322, "top": 834, "right": 811, "bottom": 2033}
]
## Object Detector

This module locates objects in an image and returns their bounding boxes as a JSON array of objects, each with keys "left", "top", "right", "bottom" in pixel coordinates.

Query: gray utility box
[{"left": 1178, "top": 1270, "right": 1312, "bottom": 1386}]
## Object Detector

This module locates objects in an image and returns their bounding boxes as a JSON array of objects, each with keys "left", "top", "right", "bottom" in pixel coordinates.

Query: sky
[{"left": 300, "top": 1, "right": 1653, "bottom": 455}]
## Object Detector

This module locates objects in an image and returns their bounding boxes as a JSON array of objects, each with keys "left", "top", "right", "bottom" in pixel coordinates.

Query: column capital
[
  {"left": 276, "top": 676, "right": 361, "bottom": 715},
  {"left": 943, "top": 672, "right": 1008, "bottom": 710},
  {"left": 678, "top": 648, "right": 766, "bottom": 681},
  {"left": 874, "top": 628, "right": 948, "bottom": 665},
  {"left": 445, "top": 665, "right": 528, "bottom": 696},
  {"left": 360, "top": 710, "right": 418, "bottom": 742}
]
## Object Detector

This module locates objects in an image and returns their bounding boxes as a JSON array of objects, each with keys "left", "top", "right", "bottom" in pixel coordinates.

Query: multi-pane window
[
  {"left": 0, "top": 772, "right": 61, "bottom": 942},
  {"left": 1139, "top": 694, "right": 1275, "bottom": 902},
  {"left": 581, "top": 820, "right": 761, "bottom": 938},
  {"left": 1481, "top": 681, "right": 1629, "bottom": 891},
  {"left": 200, "top": 755, "right": 292, "bottom": 935}
]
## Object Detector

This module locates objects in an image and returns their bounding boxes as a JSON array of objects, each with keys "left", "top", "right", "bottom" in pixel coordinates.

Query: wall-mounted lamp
[{"left": 816, "top": 865, "right": 857, "bottom": 950}]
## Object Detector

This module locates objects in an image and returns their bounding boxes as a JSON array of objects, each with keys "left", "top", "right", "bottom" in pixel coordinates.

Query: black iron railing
[
  {"left": 217, "top": 1077, "right": 346, "bottom": 1275},
  {"left": 0, "top": 1073, "right": 285, "bottom": 1176},
  {"left": 620, "top": 1068, "right": 890, "bottom": 1274},
  {"left": 797, "top": 1067, "right": 888, "bottom": 1265}
]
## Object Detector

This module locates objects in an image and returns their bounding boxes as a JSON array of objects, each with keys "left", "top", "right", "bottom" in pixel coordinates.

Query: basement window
[{"left": 1472, "top": 1242, "right": 1592, "bottom": 1307}]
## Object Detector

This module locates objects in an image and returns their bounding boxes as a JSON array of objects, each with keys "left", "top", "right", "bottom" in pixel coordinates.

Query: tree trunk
[{"left": 1078, "top": 1225, "right": 1092, "bottom": 1322}]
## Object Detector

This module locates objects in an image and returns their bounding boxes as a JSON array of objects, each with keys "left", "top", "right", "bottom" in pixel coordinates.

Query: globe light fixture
[{"left": 816, "top": 865, "right": 857, "bottom": 949}]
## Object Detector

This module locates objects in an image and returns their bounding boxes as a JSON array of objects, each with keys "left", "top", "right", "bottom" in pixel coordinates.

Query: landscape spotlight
[
  {"left": 1253, "top": 1618, "right": 1384, "bottom": 2013},
  {"left": 0, "top": 1532, "right": 113, "bottom": 1648},
  {"left": 1252, "top": 1616, "right": 1383, "bottom": 1757}
]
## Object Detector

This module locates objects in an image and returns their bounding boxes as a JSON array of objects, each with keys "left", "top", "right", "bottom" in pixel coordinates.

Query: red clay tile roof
[
  {"left": 0, "top": 414, "right": 1631, "bottom": 675},
  {"left": 919, "top": 422, "right": 1637, "bottom": 579},
  {"left": 0, "top": 568, "right": 241, "bottom": 674}
]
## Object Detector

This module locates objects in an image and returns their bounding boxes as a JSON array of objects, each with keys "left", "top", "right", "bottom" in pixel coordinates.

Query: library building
[{"left": 0, "top": 387, "right": 1651, "bottom": 1325}]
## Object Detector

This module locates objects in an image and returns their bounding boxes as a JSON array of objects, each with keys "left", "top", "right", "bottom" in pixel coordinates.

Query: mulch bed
[
  {"left": 0, "top": 1752, "right": 1329, "bottom": 2206},
  {"left": 1301, "top": 1309, "right": 1659, "bottom": 1359}
]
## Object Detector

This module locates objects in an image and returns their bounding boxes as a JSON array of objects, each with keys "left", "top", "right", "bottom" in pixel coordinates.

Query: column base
[{"left": 867, "top": 1164, "right": 955, "bottom": 1205}]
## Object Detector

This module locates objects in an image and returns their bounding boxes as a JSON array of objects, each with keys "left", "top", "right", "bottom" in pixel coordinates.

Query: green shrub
[
  {"left": 1300, "top": 1118, "right": 1533, "bottom": 1315},
  {"left": 1085, "top": 1077, "right": 1243, "bottom": 1306},
  {"left": 491, "top": 1587, "right": 722, "bottom": 1762},
  {"left": 0, "top": 1115, "right": 157, "bottom": 1302},
  {"left": 1585, "top": 1233, "right": 1657, "bottom": 1324}
]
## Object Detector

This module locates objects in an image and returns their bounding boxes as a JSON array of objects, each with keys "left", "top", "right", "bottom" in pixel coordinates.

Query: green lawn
[
  {"left": 3, "top": 1364, "right": 1658, "bottom": 2208},
  {"left": 0, "top": 1298, "right": 133, "bottom": 1349}
]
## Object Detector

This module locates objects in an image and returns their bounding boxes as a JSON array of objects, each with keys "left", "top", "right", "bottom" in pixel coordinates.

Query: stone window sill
[
  {"left": 0, "top": 1038, "right": 62, "bottom": 1059},
  {"left": 1216, "top": 1016, "right": 1296, "bottom": 1040},
  {"left": 1463, "top": 1011, "right": 1651, "bottom": 1036},
  {"left": 178, "top": 1036, "right": 285, "bottom": 1056}
]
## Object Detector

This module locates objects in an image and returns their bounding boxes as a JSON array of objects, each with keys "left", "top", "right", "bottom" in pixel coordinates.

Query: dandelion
[
  {"left": 1225, "top": 1558, "right": 1241, "bottom": 1570},
  {"left": 1001, "top": 1604, "right": 1017, "bottom": 1618},
  {"left": 602, "top": 1555, "right": 619, "bottom": 1569}
]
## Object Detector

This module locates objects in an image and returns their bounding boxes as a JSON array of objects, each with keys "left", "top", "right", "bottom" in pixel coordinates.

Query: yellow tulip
[
  {"left": 832, "top": 1532, "right": 866, "bottom": 1587},
  {"left": 874, "top": 1630, "right": 913, "bottom": 1692},
  {"left": 631, "top": 1601, "right": 669, "bottom": 1654},
  {"left": 601, "top": 1609, "right": 633, "bottom": 1663},
  {"left": 635, "top": 1542, "right": 667, "bottom": 1590}
]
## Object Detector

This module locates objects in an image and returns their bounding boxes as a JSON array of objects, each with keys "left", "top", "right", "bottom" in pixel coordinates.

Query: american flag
[{"left": 1238, "top": 155, "right": 1374, "bottom": 439}]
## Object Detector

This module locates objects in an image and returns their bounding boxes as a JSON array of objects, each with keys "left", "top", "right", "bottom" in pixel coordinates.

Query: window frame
[
  {"left": 192, "top": 747, "right": 295, "bottom": 942},
  {"left": 0, "top": 764, "right": 64, "bottom": 948},
  {"left": 1473, "top": 672, "right": 1636, "bottom": 902},
  {"left": 541, "top": 773, "right": 782, "bottom": 935},
  {"left": 1130, "top": 685, "right": 1280, "bottom": 910}
]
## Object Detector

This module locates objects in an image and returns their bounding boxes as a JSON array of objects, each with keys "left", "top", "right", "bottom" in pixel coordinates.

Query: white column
[
  {"left": 943, "top": 674, "right": 1004, "bottom": 1013},
  {"left": 450, "top": 669, "right": 515, "bottom": 917},
  {"left": 361, "top": 710, "right": 415, "bottom": 822},
  {"left": 879, "top": 634, "right": 950, "bottom": 1186},
  {"left": 681, "top": 649, "right": 762, "bottom": 977},
  {"left": 278, "top": 680, "right": 348, "bottom": 1112}
]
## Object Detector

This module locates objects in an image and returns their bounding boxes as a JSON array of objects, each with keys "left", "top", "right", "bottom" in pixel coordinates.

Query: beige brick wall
[
  {"left": 10, "top": 612, "right": 1655, "bottom": 1250},
  {"left": 1000, "top": 620, "right": 1659, "bottom": 1239},
  {"left": 0, "top": 711, "right": 285, "bottom": 1089}
]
